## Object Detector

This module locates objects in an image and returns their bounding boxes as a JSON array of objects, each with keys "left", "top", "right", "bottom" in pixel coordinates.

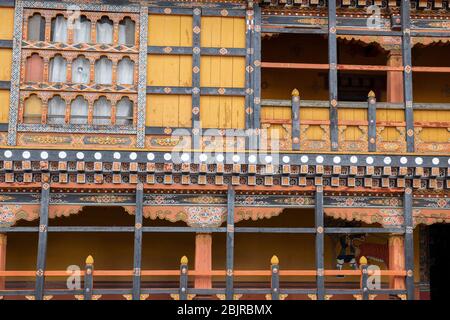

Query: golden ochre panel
[
  {"left": 200, "top": 56, "right": 245, "bottom": 88},
  {"left": 16, "top": 133, "right": 136, "bottom": 149},
  {"left": 148, "top": 15, "right": 193, "bottom": 47},
  {"left": 300, "top": 107, "right": 329, "bottom": 141},
  {"left": 200, "top": 17, "right": 245, "bottom": 48},
  {"left": 146, "top": 94, "right": 192, "bottom": 127},
  {"left": 0, "top": 89, "right": 10, "bottom": 123},
  {"left": 0, "top": 49, "right": 12, "bottom": 81},
  {"left": 261, "top": 106, "right": 291, "bottom": 141},
  {"left": 0, "top": 8, "right": 14, "bottom": 40},
  {"left": 145, "top": 135, "right": 191, "bottom": 151},
  {"left": 147, "top": 55, "right": 192, "bottom": 87},
  {"left": 200, "top": 96, "right": 245, "bottom": 129}
]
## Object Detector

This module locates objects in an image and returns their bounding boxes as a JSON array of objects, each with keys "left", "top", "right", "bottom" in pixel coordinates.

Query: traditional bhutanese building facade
[{"left": 0, "top": 0, "right": 449, "bottom": 300}]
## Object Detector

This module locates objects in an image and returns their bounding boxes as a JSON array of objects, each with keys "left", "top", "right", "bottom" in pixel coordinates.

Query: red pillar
[
  {"left": 389, "top": 234, "right": 406, "bottom": 290},
  {"left": 194, "top": 233, "right": 212, "bottom": 289},
  {"left": 387, "top": 49, "right": 404, "bottom": 103}
]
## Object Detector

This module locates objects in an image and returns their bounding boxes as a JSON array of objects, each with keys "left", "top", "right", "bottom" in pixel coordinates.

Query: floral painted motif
[
  {"left": 185, "top": 207, "right": 227, "bottom": 227},
  {"left": 0, "top": 205, "right": 38, "bottom": 227}
]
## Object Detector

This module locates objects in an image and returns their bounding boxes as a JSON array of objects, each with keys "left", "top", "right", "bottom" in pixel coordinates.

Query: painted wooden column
[
  {"left": 404, "top": 187, "right": 415, "bottom": 299},
  {"left": 328, "top": 0, "right": 339, "bottom": 151},
  {"left": 191, "top": 7, "right": 201, "bottom": 152},
  {"left": 386, "top": 49, "right": 404, "bottom": 103},
  {"left": 388, "top": 234, "right": 406, "bottom": 290},
  {"left": 194, "top": 233, "right": 212, "bottom": 289},
  {"left": 225, "top": 187, "right": 235, "bottom": 300},
  {"left": 315, "top": 186, "right": 325, "bottom": 300},
  {"left": 401, "top": 0, "right": 415, "bottom": 152},
  {"left": 0, "top": 233, "right": 6, "bottom": 291},
  {"left": 132, "top": 183, "right": 143, "bottom": 300},
  {"left": 35, "top": 183, "right": 50, "bottom": 300},
  {"left": 367, "top": 91, "right": 377, "bottom": 152},
  {"left": 291, "top": 89, "right": 300, "bottom": 150},
  {"left": 252, "top": 3, "right": 262, "bottom": 130}
]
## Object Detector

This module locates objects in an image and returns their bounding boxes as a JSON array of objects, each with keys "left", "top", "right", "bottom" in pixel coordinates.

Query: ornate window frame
[{"left": 7, "top": 0, "right": 148, "bottom": 147}]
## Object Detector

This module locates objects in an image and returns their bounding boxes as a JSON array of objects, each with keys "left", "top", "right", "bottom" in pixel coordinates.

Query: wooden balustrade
[
  {"left": 260, "top": 92, "right": 450, "bottom": 153},
  {"left": 0, "top": 254, "right": 408, "bottom": 301}
]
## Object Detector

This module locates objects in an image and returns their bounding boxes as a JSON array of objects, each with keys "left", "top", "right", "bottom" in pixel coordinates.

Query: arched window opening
[
  {"left": 96, "top": 16, "right": 113, "bottom": 44},
  {"left": 27, "top": 13, "right": 45, "bottom": 41},
  {"left": 70, "top": 96, "right": 88, "bottom": 125},
  {"left": 118, "top": 17, "right": 135, "bottom": 46},
  {"left": 116, "top": 97, "right": 133, "bottom": 125},
  {"left": 93, "top": 97, "right": 112, "bottom": 125},
  {"left": 51, "top": 15, "right": 68, "bottom": 42},
  {"left": 48, "top": 55, "right": 67, "bottom": 83},
  {"left": 48, "top": 96, "right": 66, "bottom": 125},
  {"left": 95, "top": 56, "right": 112, "bottom": 85},
  {"left": 25, "top": 53, "right": 44, "bottom": 82},
  {"left": 72, "top": 56, "right": 90, "bottom": 84},
  {"left": 117, "top": 57, "right": 134, "bottom": 85},
  {"left": 23, "top": 94, "right": 42, "bottom": 124},
  {"left": 73, "top": 15, "right": 91, "bottom": 43}
]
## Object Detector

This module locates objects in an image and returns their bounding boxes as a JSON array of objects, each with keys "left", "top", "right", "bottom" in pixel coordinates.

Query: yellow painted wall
[
  {"left": 200, "top": 96, "right": 245, "bottom": 129},
  {"left": 261, "top": 106, "right": 291, "bottom": 137},
  {"left": 200, "top": 56, "right": 245, "bottom": 88},
  {"left": 201, "top": 17, "right": 245, "bottom": 48},
  {"left": 146, "top": 95, "right": 192, "bottom": 127},
  {"left": 377, "top": 109, "right": 405, "bottom": 141},
  {"left": 0, "top": 49, "right": 12, "bottom": 81},
  {"left": 147, "top": 55, "right": 192, "bottom": 87},
  {"left": 414, "top": 110, "right": 450, "bottom": 143},
  {"left": 146, "top": 15, "right": 246, "bottom": 129},
  {"left": 300, "top": 107, "right": 329, "bottom": 140},
  {"left": 339, "top": 109, "right": 367, "bottom": 140},
  {"left": 148, "top": 15, "right": 193, "bottom": 46},
  {"left": 0, "top": 89, "right": 10, "bottom": 123},
  {"left": 0, "top": 7, "right": 14, "bottom": 40}
]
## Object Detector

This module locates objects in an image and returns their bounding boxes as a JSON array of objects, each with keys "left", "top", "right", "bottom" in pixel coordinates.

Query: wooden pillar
[
  {"left": 132, "top": 184, "right": 143, "bottom": 300},
  {"left": 225, "top": 187, "right": 235, "bottom": 300},
  {"left": 389, "top": 234, "right": 406, "bottom": 290},
  {"left": 387, "top": 49, "right": 404, "bottom": 103},
  {"left": 35, "top": 183, "right": 50, "bottom": 300},
  {"left": 315, "top": 186, "right": 325, "bottom": 300},
  {"left": 0, "top": 233, "right": 6, "bottom": 291},
  {"left": 194, "top": 233, "right": 212, "bottom": 289}
]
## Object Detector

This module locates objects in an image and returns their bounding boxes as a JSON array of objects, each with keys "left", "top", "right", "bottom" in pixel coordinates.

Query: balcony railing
[{"left": 260, "top": 91, "right": 450, "bottom": 153}]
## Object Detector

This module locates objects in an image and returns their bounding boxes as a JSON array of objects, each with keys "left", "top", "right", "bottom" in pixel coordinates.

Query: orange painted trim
[
  {"left": 0, "top": 269, "right": 407, "bottom": 277},
  {"left": 262, "top": 62, "right": 450, "bottom": 73}
]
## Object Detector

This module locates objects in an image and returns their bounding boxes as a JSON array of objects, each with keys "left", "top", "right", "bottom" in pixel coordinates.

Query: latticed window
[
  {"left": 47, "top": 96, "right": 66, "bottom": 125},
  {"left": 17, "top": 5, "right": 141, "bottom": 133},
  {"left": 23, "top": 94, "right": 42, "bottom": 124},
  {"left": 70, "top": 96, "right": 88, "bottom": 125}
]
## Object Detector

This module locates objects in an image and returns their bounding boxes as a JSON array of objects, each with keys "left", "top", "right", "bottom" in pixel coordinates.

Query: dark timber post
[
  {"left": 226, "top": 186, "right": 235, "bottom": 300},
  {"left": 35, "top": 183, "right": 50, "bottom": 300},
  {"left": 315, "top": 186, "right": 325, "bottom": 300},
  {"left": 191, "top": 7, "right": 201, "bottom": 152},
  {"left": 367, "top": 91, "right": 377, "bottom": 152},
  {"left": 84, "top": 255, "right": 94, "bottom": 300},
  {"left": 132, "top": 183, "right": 144, "bottom": 300},
  {"left": 401, "top": 0, "right": 415, "bottom": 152},
  {"left": 253, "top": 3, "right": 262, "bottom": 130},
  {"left": 179, "top": 256, "right": 189, "bottom": 300},
  {"left": 291, "top": 89, "right": 300, "bottom": 150},
  {"left": 270, "top": 255, "right": 280, "bottom": 300},
  {"left": 404, "top": 188, "right": 415, "bottom": 299},
  {"left": 328, "top": 0, "right": 339, "bottom": 151}
]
